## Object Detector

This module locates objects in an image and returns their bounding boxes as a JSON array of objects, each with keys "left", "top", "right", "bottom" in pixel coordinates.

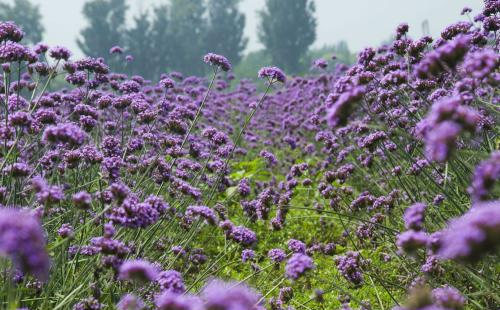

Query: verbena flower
[
  {"left": 155, "top": 291, "right": 202, "bottom": 310},
  {"left": 201, "top": 279, "right": 262, "bottom": 310},
  {"left": 334, "top": 251, "right": 364, "bottom": 285},
  {"left": 258, "top": 66, "right": 286, "bottom": 83},
  {"left": 285, "top": 253, "right": 313, "bottom": 279},
  {"left": 0, "top": 21, "right": 24, "bottom": 42},
  {"left": 42, "top": 123, "right": 88, "bottom": 147},
  {"left": 437, "top": 200, "right": 500, "bottom": 262},
  {"left": 49, "top": 46, "right": 72, "bottom": 61},
  {"left": 157, "top": 270, "right": 185, "bottom": 293},
  {"left": 468, "top": 151, "right": 500, "bottom": 202},
  {"left": 0, "top": 208, "right": 50, "bottom": 281},
  {"left": 118, "top": 259, "right": 159, "bottom": 283},
  {"left": 117, "top": 294, "right": 145, "bottom": 310},
  {"left": 203, "top": 53, "right": 232, "bottom": 72}
]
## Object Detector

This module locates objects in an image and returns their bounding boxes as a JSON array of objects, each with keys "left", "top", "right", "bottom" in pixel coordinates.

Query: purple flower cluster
[
  {"left": 285, "top": 253, "right": 313, "bottom": 279},
  {"left": 468, "top": 151, "right": 500, "bottom": 202},
  {"left": 203, "top": 53, "right": 232, "bottom": 72},
  {"left": 326, "top": 86, "right": 365, "bottom": 127},
  {"left": 118, "top": 259, "right": 160, "bottom": 283},
  {"left": 0, "top": 6, "right": 497, "bottom": 307},
  {"left": 258, "top": 66, "right": 286, "bottom": 83},
  {"left": 335, "top": 251, "right": 364, "bottom": 285},
  {"left": 157, "top": 270, "right": 185, "bottom": 293},
  {"left": 42, "top": 123, "right": 88, "bottom": 147},
  {"left": 417, "top": 96, "right": 481, "bottom": 162},
  {"left": 0, "top": 208, "right": 50, "bottom": 281},
  {"left": 415, "top": 35, "right": 470, "bottom": 79},
  {"left": 437, "top": 200, "right": 500, "bottom": 262}
]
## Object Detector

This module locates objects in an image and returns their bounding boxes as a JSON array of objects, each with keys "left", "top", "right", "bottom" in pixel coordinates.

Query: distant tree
[
  {"left": 77, "top": 0, "right": 128, "bottom": 62},
  {"left": 307, "top": 41, "right": 356, "bottom": 67},
  {"left": 205, "top": 0, "right": 247, "bottom": 66},
  {"left": 168, "top": 0, "right": 207, "bottom": 76},
  {"left": 258, "top": 0, "right": 316, "bottom": 73},
  {"left": 149, "top": 4, "right": 174, "bottom": 79},
  {"left": 234, "top": 50, "right": 272, "bottom": 79},
  {"left": 0, "top": 0, "right": 44, "bottom": 44},
  {"left": 124, "top": 11, "right": 156, "bottom": 79}
]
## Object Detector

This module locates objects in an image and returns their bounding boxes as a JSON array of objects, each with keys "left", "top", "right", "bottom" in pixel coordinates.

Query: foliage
[
  {"left": 205, "top": 0, "right": 248, "bottom": 67},
  {"left": 258, "top": 0, "right": 316, "bottom": 73},
  {"left": 0, "top": 0, "right": 44, "bottom": 44},
  {"left": 77, "top": 0, "right": 128, "bottom": 62}
]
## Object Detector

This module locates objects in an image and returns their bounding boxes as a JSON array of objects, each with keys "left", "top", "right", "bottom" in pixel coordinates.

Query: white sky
[{"left": 6, "top": 0, "right": 484, "bottom": 57}]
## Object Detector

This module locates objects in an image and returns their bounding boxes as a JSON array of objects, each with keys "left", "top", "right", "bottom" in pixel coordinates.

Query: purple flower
[
  {"left": 424, "top": 121, "right": 463, "bottom": 162},
  {"left": 58, "top": 223, "right": 74, "bottom": 239},
  {"left": 237, "top": 178, "right": 251, "bottom": 197},
  {"left": 313, "top": 58, "right": 328, "bottom": 69},
  {"left": 31, "top": 176, "right": 64, "bottom": 205},
  {"left": 203, "top": 53, "right": 232, "bottom": 72},
  {"left": 437, "top": 200, "right": 500, "bottom": 262},
  {"left": 117, "top": 294, "right": 145, "bottom": 310},
  {"left": 42, "top": 123, "right": 88, "bottom": 147},
  {"left": 157, "top": 270, "right": 185, "bottom": 294},
  {"left": 418, "top": 96, "right": 481, "bottom": 162},
  {"left": 0, "top": 21, "right": 24, "bottom": 42},
  {"left": 73, "top": 297, "right": 103, "bottom": 310},
  {"left": 185, "top": 205, "right": 217, "bottom": 225},
  {"left": 241, "top": 249, "right": 255, "bottom": 263},
  {"left": 287, "top": 239, "right": 306, "bottom": 253},
  {"left": 202, "top": 279, "right": 262, "bottom": 310},
  {"left": 109, "top": 46, "right": 123, "bottom": 55},
  {"left": 259, "top": 150, "right": 277, "bottom": 166},
  {"left": 72, "top": 191, "right": 92, "bottom": 210},
  {"left": 468, "top": 151, "right": 500, "bottom": 202},
  {"left": 432, "top": 286, "right": 466, "bottom": 310},
  {"left": 258, "top": 66, "right": 286, "bottom": 83},
  {"left": 155, "top": 292, "right": 203, "bottom": 310},
  {"left": 403, "top": 203, "right": 427, "bottom": 231},
  {"left": 118, "top": 259, "right": 159, "bottom": 283},
  {"left": 4, "top": 162, "right": 31, "bottom": 178},
  {"left": 461, "top": 7, "right": 472, "bottom": 15},
  {"left": 0, "top": 208, "right": 50, "bottom": 281},
  {"left": 357, "top": 47, "right": 376, "bottom": 66},
  {"left": 463, "top": 48, "right": 499, "bottom": 79},
  {"left": 396, "top": 23, "right": 409, "bottom": 39},
  {"left": 49, "top": 46, "right": 72, "bottom": 61},
  {"left": 107, "top": 195, "right": 169, "bottom": 228},
  {"left": 226, "top": 224, "right": 257, "bottom": 246},
  {"left": 285, "top": 253, "right": 313, "bottom": 279},
  {"left": 0, "top": 41, "right": 28, "bottom": 62},
  {"left": 441, "top": 21, "right": 472, "bottom": 40},
  {"left": 159, "top": 78, "right": 175, "bottom": 89},
  {"left": 396, "top": 230, "right": 429, "bottom": 254},
  {"left": 335, "top": 251, "right": 364, "bottom": 285},
  {"left": 415, "top": 35, "right": 470, "bottom": 79},
  {"left": 268, "top": 248, "right": 286, "bottom": 263},
  {"left": 326, "top": 86, "right": 365, "bottom": 127}
]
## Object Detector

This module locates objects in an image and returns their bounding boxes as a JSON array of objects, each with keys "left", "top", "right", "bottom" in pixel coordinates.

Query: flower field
[{"left": 0, "top": 1, "right": 499, "bottom": 310}]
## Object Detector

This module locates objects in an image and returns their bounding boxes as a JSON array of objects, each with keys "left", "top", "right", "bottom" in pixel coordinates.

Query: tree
[
  {"left": 124, "top": 11, "right": 156, "bottom": 79},
  {"left": 77, "top": 0, "right": 128, "bottom": 62},
  {"left": 168, "top": 0, "right": 207, "bottom": 76},
  {"left": 149, "top": 4, "right": 174, "bottom": 79},
  {"left": 0, "top": 0, "right": 44, "bottom": 44},
  {"left": 205, "top": 0, "right": 247, "bottom": 67},
  {"left": 258, "top": 0, "right": 316, "bottom": 73}
]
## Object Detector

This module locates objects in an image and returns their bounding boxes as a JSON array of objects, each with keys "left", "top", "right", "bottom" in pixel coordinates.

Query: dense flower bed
[{"left": 0, "top": 1, "right": 498, "bottom": 309}]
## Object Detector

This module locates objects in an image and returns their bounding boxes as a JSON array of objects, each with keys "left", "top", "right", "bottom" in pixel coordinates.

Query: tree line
[{"left": 0, "top": 0, "right": 352, "bottom": 79}]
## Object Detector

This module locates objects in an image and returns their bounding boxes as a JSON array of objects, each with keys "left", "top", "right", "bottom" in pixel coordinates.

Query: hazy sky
[{"left": 6, "top": 0, "right": 483, "bottom": 57}]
